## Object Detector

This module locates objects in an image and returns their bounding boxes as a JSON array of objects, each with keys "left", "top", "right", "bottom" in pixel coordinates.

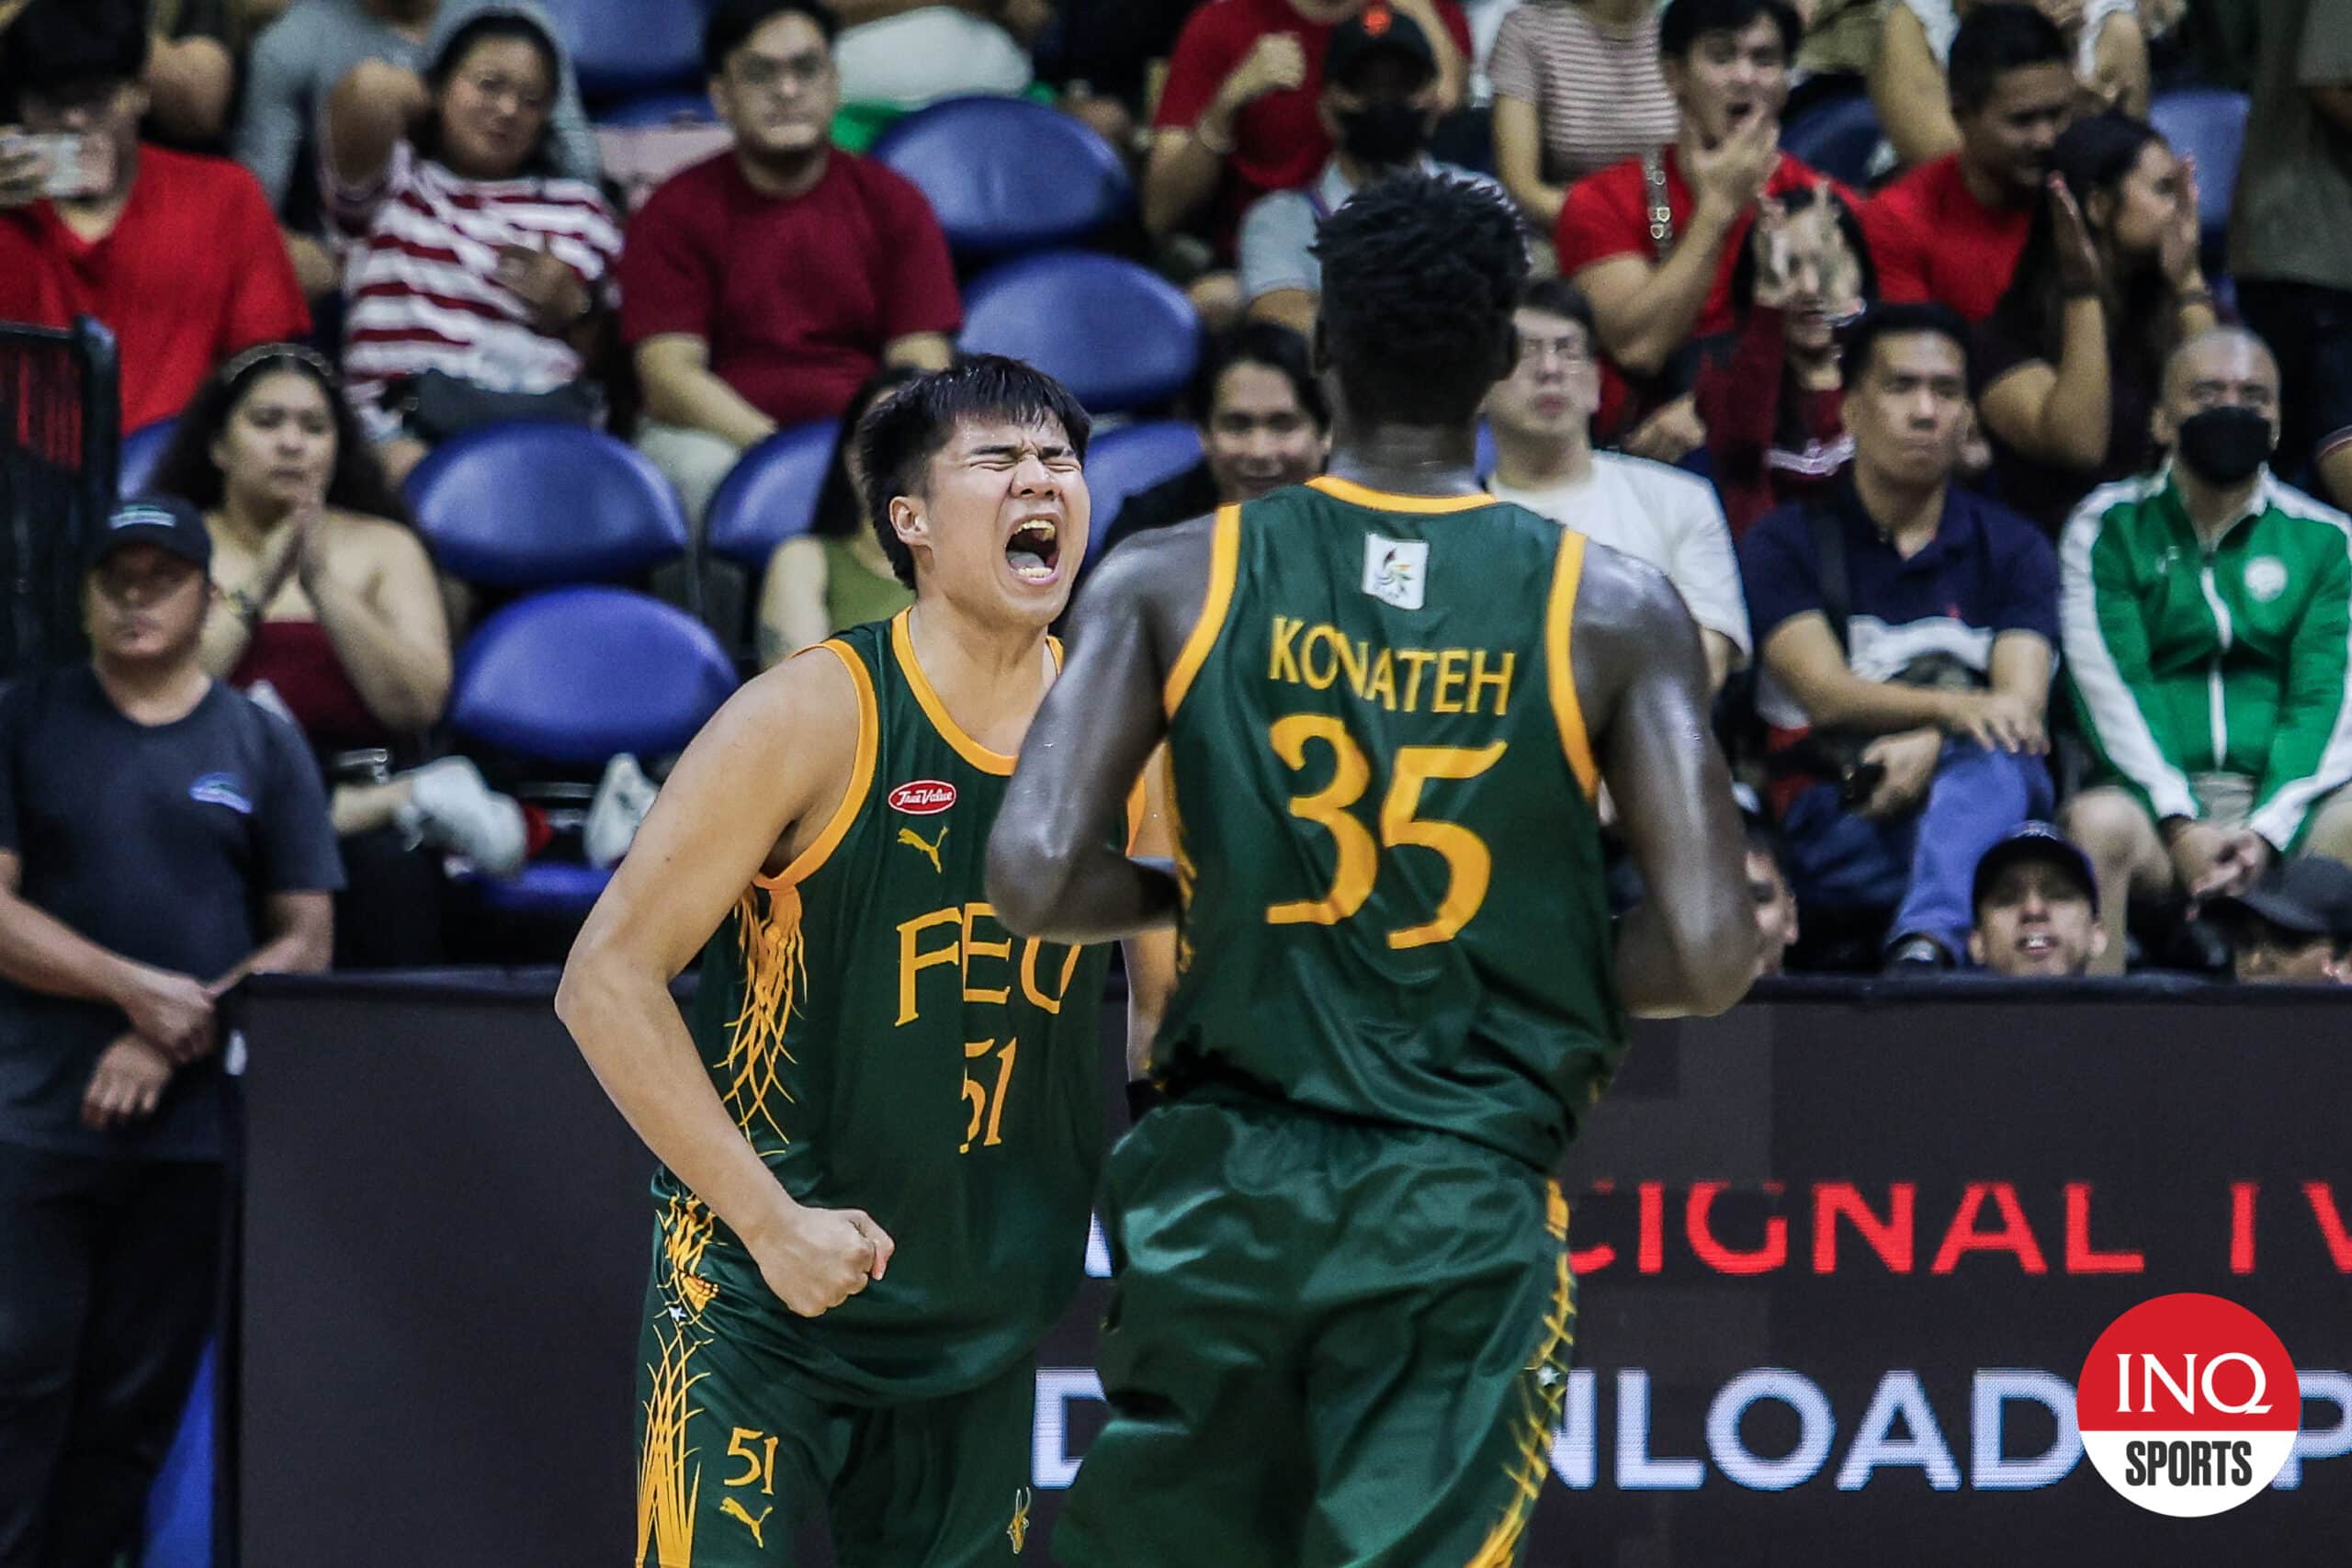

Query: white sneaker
[
  {"left": 400, "top": 757, "right": 527, "bottom": 876},
  {"left": 584, "top": 754, "right": 659, "bottom": 870}
]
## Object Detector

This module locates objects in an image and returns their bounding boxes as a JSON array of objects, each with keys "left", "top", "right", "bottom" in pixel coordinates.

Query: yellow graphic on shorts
[
  {"left": 720, "top": 1497, "right": 772, "bottom": 1547},
  {"left": 1468, "top": 1249, "right": 1577, "bottom": 1568},
  {"left": 662, "top": 1192, "right": 719, "bottom": 1320},
  {"left": 898, "top": 824, "right": 947, "bottom": 874},
  {"left": 723, "top": 883, "right": 807, "bottom": 1147},
  {"left": 636, "top": 1321, "right": 708, "bottom": 1568},
  {"left": 1007, "top": 1485, "right": 1034, "bottom": 1553}
]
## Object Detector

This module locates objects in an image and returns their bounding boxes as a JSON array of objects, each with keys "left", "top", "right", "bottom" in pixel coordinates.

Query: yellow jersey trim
[
  {"left": 755, "top": 637, "right": 878, "bottom": 890},
  {"left": 1309, "top": 474, "right": 1497, "bottom": 514},
  {"left": 1164, "top": 504, "right": 1240, "bottom": 718},
  {"left": 1545, "top": 531, "right": 1600, "bottom": 800},
  {"left": 892, "top": 608, "right": 1019, "bottom": 776}
]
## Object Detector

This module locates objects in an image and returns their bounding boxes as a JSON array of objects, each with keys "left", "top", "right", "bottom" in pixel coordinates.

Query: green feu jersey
[
  {"left": 1151, "top": 476, "right": 1627, "bottom": 1173},
  {"left": 653, "top": 610, "right": 1112, "bottom": 1401}
]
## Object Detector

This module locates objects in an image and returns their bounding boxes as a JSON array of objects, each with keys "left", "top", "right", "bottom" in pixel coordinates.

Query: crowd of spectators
[{"left": 0, "top": 0, "right": 2347, "bottom": 1551}]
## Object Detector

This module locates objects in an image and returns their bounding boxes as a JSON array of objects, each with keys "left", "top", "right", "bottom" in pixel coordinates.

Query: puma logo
[
  {"left": 898, "top": 824, "right": 947, "bottom": 874},
  {"left": 720, "top": 1497, "right": 772, "bottom": 1546},
  {"left": 1008, "top": 1485, "right": 1034, "bottom": 1552}
]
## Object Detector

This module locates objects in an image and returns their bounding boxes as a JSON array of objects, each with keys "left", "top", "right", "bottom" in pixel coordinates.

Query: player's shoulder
[
  {"left": 1566, "top": 526, "right": 1690, "bottom": 648},
  {"left": 720, "top": 630, "right": 873, "bottom": 760}
]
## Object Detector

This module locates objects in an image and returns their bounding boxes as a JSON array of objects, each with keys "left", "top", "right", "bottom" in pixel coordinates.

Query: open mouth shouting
[{"left": 1005, "top": 514, "right": 1063, "bottom": 585}]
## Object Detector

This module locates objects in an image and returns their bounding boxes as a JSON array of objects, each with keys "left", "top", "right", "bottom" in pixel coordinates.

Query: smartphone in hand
[{"left": 0, "top": 131, "right": 117, "bottom": 200}]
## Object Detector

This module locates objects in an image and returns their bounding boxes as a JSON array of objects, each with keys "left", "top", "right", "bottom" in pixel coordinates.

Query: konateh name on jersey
[{"left": 1267, "top": 615, "right": 1519, "bottom": 716}]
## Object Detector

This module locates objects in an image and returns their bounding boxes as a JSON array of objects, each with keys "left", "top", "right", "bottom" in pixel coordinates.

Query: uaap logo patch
[
  {"left": 1362, "top": 534, "right": 1429, "bottom": 611},
  {"left": 888, "top": 780, "right": 957, "bottom": 816},
  {"left": 187, "top": 773, "right": 253, "bottom": 814}
]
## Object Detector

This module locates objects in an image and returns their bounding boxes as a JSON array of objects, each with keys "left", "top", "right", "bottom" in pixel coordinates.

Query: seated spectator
[
  {"left": 0, "top": 0, "right": 309, "bottom": 432},
  {"left": 0, "top": 496, "right": 335, "bottom": 1565},
  {"left": 150, "top": 344, "right": 526, "bottom": 965},
  {"left": 1977, "top": 111, "right": 2213, "bottom": 533},
  {"left": 1238, "top": 7, "right": 1499, "bottom": 334},
  {"left": 1872, "top": 0, "right": 2145, "bottom": 171},
  {"left": 321, "top": 7, "right": 621, "bottom": 485},
  {"left": 620, "top": 0, "right": 959, "bottom": 527},
  {"left": 1488, "top": 0, "right": 1678, "bottom": 230},
  {"left": 235, "top": 0, "right": 597, "bottom": 298},
  {"left": 1869, "top": 4, "right": 2075, "bottom": 324},
  {"left": 2230, "top": 0, "right": 2352, "bottom": 513},
  {"left": 1966, "top": 820, "right": 2105, "bottom": 976},
  {"left": 1700, "top": 180, "right": 1872, "bottom": 537},
  {"left": 1740, "top": 304, "right": 2059, "bottom": 970},
  {"left": 752, "top": 365, "right": 922, "bottom": 665},
  {"left": 1486, "top": 278, "right": 1750, "bottom": 694},
  {"left": 2208, "top": 858, "right": 2352, "bottom": 986},
  {"left": 1555, "top": 0, "right": 1838, "bottom": 460},
  {"left": 2058, "top": 328, "right": 2352, "bottom": 976},
  {"left": 1093, "top": 321, "right": 1330, "bottom": 560},
  {"left": 1145, "top": 0, "right": 1470, "bottom": 256},
  {"left": 143, "top": 0, "right": 237, "bottom": 146},
  {"left": 1744, "top": 805, "right": 1800, "bottom": 976}
]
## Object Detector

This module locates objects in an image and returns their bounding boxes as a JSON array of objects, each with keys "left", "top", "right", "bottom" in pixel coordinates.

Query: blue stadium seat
[
  {"left": 450, "top": 587, "right": 736, "bottom": 766},
  {"left": 548, "top": 0, "right": 705, "bottom": 100},
  {"left": 871, "top": 96, "right": 1134, "bottom": 257},
  {"left": 119, "top": 417, "right": 176, "bottom": 499},
  {"left": 594, "top": 89, "right": 718, "bottom": 128},
  {"left": 1781, "top": 95, "right": 1883, "bottom": 189},
  {"left": 962, "top": 252, "right": 1202, "bottom": 414},
  {"left": 142, "top": 1339, "right": 213, "bottom": 1568},
  {"left": 1080, "top": 421, "right": 1201, "bottom": 566},
  {"left": 705, "top": 420, "right": 840, "bottom": 570},
  {"left": 406, "top": 423, "right": 688, "bottom": 587},
  {"left": 2149, "top": 88, "right": 2248, "bottom": 261}
]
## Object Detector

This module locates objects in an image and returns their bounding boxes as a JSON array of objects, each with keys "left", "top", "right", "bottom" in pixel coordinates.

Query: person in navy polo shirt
[
  {"left": 0, "top": 496, "right": 339, "bottom": 1566},
  {"left": 1740, "top": 303, "right": 2062, "bottom": 969}
]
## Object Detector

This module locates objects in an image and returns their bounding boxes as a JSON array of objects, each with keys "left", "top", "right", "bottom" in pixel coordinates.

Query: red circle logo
[
  {"left": 888, "top": 780, "right": 957, "bottom": 816},
  {"left": 2075, "top": 1293, "right": 2299, "bottom": 1517}
]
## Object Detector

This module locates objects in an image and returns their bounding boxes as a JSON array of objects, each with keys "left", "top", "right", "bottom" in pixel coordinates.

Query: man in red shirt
[
  {"left": 619, "top": 0, "right": 960, "bottom": 528},
  {"left": 1868, "top": 4, "right": 2076, "bottom": 322},
  {"left": 1554, "top": 0, "right": 1830, "bottom": 456},
  {"left": 0, "top": 2, "right": 310, "bottom": 435},
  {"left": 1146, "top": 0, "right": 1470, "bottom": 258}
]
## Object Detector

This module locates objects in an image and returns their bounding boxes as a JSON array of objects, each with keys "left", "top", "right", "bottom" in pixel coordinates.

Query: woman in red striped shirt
[{"left": 320, "top": 6, "right": 622, "bottom": 485}]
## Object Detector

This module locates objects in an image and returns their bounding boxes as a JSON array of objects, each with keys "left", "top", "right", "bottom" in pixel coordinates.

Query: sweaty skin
[{"left": 989, "top": 440, "right": 1758, "bottom": 1019}]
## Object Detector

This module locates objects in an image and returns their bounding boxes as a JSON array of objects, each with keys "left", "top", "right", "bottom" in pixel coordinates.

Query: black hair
[
  {"left": 1314, "top": 172, "right": 1529, "bottom": 430},
  {"left": 413, "top": 11, "right": 565, "bottom": 178},
  {"left": 148, "top": 347, "right": 415, "bottom": 528},
  {"left": 809, "top": 364, "right": 927, "bottom": 540},
  {"left": 0, "top": 0, "right": 150, "bottom": 103},
  {"left": 1986, "top": 113, "right": 2174, "bottom": 405},
  {"left": 1186, "top": 321, "right": 1329, "bottom": 431},
  {"left": 1839, "top": 302, "right": 1973, "bottom": 385},
  {"left": 1947, "top": 3, "right": 2071, "bottom": 115},
  {"left": 1657, "top": 0, "right": 1801, "bottom": 62},
  {"left": 1729, "top": 184, "right": 1880, "bottom": 319},
  {"left": 704, "top": 0, "right": 838, "bottom": 76},
  {"left": 1517, "top": 278, "right": 1599, "bottom": 341},
  {"left": 855, "top": 355, "right": 1093, "bottom": 589}
]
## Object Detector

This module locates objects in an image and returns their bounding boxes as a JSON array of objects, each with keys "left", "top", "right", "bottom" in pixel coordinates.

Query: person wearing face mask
[
  {"left": 2059, "top": 327, "right": 2352, "bottom": 976},
  {"left": 1236, "top": 4, "right": 1501, "bottom": 336}
]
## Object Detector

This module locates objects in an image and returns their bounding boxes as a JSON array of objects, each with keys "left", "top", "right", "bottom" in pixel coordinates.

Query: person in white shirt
[{"left": 1485, "top": 276, "right": 1751, "bottom": 694}]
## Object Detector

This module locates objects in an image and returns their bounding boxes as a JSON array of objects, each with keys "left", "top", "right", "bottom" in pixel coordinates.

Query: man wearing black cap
[
  {"left": 0, "top": 498, "right": 340, "bottom": 1564},
  {"left": 1967, "top": 821, "right": 2105, "bottom": 978},
  {"left": 2209, "top": 858, "right": 2352, "bottom": 986},
  {"left": 1237, "top": 2, "right": 1502, "bottom": 334}
]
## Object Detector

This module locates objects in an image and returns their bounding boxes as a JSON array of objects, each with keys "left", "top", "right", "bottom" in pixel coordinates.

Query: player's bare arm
[
  {"left": 989, "top": 518, "right": 1213, "bottom": 942},
  {"left": 556, "top": 651, "right": 897, "bottom": 1317},
  {"left": 1573, "top": 543, "right": 1760, "bottom": 1016}
]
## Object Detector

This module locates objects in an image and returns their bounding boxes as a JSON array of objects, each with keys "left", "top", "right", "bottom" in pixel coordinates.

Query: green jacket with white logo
[{"left": 2061, "top": 468, "right": 2352, "bottom": 850}]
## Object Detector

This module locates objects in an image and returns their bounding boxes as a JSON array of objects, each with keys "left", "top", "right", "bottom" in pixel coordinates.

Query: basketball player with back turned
[
  {"left": 989, "top": 174, "right": 1759, "bottom": 1566},
  {"left": 560, "top": 358, "right": 1123, "bottom": 1567}
]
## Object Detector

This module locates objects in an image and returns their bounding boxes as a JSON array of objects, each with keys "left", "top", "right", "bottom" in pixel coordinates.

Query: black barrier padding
[{"left": 232, "top": 978, "right": 2352, "bottom": 1566}]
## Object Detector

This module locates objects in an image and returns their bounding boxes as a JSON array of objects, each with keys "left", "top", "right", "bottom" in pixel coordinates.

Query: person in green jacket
[{"left": 2059, "top": 327, "right": 2352, "bottom": 974}]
